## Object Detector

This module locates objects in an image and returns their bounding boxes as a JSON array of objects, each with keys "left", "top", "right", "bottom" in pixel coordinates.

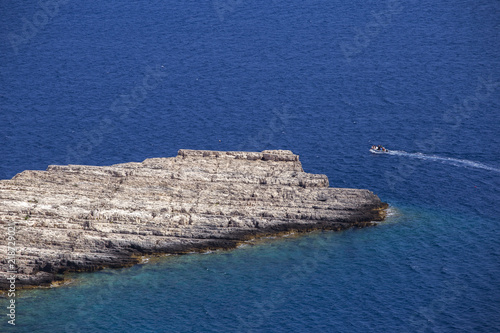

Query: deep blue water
[{"left": 1, "top": 0, "right": 499, "bottom": 332}]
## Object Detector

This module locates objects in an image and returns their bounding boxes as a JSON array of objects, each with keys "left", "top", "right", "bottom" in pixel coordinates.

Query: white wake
[{"left": 385, "top": 150, "right": 500, "bottom": 173}]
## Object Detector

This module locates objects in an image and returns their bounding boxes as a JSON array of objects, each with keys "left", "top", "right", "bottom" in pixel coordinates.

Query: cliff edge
[{"left": 0, "top": 149, "right": 387, "bottom": 289}]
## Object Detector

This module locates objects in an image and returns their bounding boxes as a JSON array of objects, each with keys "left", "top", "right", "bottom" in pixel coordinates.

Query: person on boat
[{"left": 371, "top": 145, "right": 387, "bottom": 151}]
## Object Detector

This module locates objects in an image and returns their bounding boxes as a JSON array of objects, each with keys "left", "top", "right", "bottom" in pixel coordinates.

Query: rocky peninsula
[{"left": 0, "top": 149, "right": 387, "bottom": 289}]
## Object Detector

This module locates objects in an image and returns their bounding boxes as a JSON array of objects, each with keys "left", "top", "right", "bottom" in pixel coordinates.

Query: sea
[{"left": 1, "top": 0, "right": 499, "bottom": 332}]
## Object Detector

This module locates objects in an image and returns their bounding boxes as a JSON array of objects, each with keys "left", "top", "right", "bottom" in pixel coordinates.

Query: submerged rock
[{"left": 0, "top": 149, "right": 387, "bottom": 289}]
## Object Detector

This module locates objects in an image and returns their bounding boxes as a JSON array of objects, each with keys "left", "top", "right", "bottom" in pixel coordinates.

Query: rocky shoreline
[{"left": 0, "top": 149, "right": 387, "bottom": 289}]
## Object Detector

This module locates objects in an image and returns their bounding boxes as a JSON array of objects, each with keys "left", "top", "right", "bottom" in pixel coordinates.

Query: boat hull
[{"left": 370, "top": 149, "right": 388, "bottom": 154}]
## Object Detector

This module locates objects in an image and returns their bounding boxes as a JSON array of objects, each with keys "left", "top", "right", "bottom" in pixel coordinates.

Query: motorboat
[{"left": 370, "top": 145, "right": 389, "bottom": 154}]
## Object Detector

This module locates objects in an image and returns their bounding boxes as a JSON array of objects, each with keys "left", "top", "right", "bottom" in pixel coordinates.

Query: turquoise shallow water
[
  {"left": 3, "top": 206, "right": 500, "bottom": 332},
  {"left": 1, "top": 0, "right": 499, "bottom": 331}
]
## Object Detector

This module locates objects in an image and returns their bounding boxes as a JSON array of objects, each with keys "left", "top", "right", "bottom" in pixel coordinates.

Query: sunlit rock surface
[{"left": 0, "top": 149, "right": 387, "bottom": 289}]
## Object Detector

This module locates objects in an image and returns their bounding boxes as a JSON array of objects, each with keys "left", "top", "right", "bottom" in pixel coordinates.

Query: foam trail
[{"left": 386, "top": 150, "right": 500, "bottom": 173}]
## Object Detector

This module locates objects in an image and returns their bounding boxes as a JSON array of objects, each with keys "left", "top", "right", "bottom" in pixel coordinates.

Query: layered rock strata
[{"left": 0, "top": 149, "right": 387, "bottom": 289}]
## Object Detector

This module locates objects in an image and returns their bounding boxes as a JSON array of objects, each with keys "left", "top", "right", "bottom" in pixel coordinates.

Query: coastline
[{"left": 0, "top": 149, "right": 387, "bottom": 289}]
